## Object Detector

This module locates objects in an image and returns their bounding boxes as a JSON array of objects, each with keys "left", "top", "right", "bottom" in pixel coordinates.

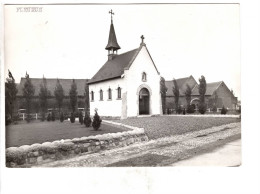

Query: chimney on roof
[{"left": 105, "top": 9, "right": 121, "bottom": 60}]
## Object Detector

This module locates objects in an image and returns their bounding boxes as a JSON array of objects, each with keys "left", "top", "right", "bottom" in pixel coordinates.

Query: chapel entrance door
[{"left": 139, "top": 88, "right": 150, "bottom": 115}]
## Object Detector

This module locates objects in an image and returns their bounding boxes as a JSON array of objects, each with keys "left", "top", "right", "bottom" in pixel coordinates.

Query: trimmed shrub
[
  {"left": 60, "top": 112, "right": 64, "bottom": 122},
  {"left": 12, "top": 114, "right": 20, "bottom": 125},
  {"left": 79, "top": 112, "right": 84, "bottom": 125},
  {"left": 51, "top": 111, "right": 55, "bottom": 121},
  {"left": 221, "top": 106, "right": 228, "bottom": 115},
  {"left": 70, "top": 112, "right": 75, "bottom": 123},
  {"left": 84, "top": 113, "right": 92, "bottom": 127},
  {"left": 186, "top": 105, "right": 195, "bottom": 114},
  {"left": 26, "top": 114, "right": 32, "bottom": 123},
  {"left": 177, "top": 105, "right": 182, "bottom": 114},
  {"left": 92, "top": 110, "right": 102, "bottom": 130},
  {"left": 47, "top": 113, "right": 51, "bottom": 121},
  {"left": 41, "top": 112, "right": 46, "bottom": 121},
  {"left": 5, "top": 115, "right": 12, "bottom": 126},
  {"left": 236, "top": 106, "right": 241, "bottom": 114},
  {"left": 183, "top": 108, "right": 186, "bottom": 115},
  {"left": 198, "top": 103, "right": 207, "bottom": 114},
  {"left": 212, "top": 105, "right": 217, "bottom": 113}
]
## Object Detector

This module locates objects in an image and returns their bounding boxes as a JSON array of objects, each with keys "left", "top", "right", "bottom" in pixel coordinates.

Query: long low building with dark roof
[{"left": 15, "top": 78, "right": 89, "bottom": 115}]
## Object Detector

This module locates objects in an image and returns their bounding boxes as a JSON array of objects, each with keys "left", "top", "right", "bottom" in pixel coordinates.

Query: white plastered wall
[
  {"left": 124, "top": 46, "right": 162, "bottom": 117},
  {"left": 89, "top": 78, "right": 125, "bottom": 117}
]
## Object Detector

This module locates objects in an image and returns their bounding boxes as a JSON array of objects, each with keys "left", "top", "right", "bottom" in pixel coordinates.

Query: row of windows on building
[{"left": 90, "top": 87, "right": 122, "bottom": 101}]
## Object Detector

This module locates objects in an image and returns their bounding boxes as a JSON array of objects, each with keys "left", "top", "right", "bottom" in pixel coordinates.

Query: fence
[
  {"left": 19, "top": 113, "right": 39, "bottom": 121},
  {"left": 18, "top": 112, "right": 83, "bottom": 121}
]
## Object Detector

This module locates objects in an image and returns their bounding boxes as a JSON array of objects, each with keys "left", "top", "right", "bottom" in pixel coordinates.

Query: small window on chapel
[
  {"left": 100, "top": 89, "right": 103, "bottom": 101},
  {"left": 108, "top": 88, "right": 112, "bottom": 100},
  {"left": 117, "top": 87, "right": 121, "bottom": 99},
  {"left": 91, "top": 91, "right": 94, "bottom": 101},
  {"left": 142, "top": 72, "right": 147, "bottom": 82}
]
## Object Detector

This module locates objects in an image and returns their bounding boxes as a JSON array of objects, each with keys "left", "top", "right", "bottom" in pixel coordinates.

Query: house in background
[
  {"left": 191, "top": 81, "right": 238, "bottom": 110},
  {"left": 88, "top": 12, "right": 162, "bottom": 118},
  {"left": 165, "top": 76, "right": 197, "bottom": 109},
  {"left": 165, "top": 76, "right": 237, "bottom": 111}
]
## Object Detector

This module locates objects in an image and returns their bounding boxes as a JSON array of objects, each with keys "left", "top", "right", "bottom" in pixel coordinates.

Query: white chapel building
[{"left": 88, "top": 11, "right": 162, "bottom": 119}]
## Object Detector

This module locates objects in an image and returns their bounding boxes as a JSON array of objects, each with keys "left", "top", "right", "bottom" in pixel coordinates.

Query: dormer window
[{"left": 142, "top": 72, "right": 147, "bottom": 82}]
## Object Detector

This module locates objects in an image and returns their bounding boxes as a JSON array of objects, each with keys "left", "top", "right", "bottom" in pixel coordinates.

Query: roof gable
[
  {"left": 124, "top": 44, "right": 160, "bottom": 75},
  {"left": 165, "top": 76, "right": 197, "bottom": 96},
  {"left": 89, "top": 44, "right": 160, "bottom": 85},
  {"left": 191, "top": 81, "right": 223, "bottom": 96},
  {"left": 88, "top": 48, "right": 139, "bottom": 84}
]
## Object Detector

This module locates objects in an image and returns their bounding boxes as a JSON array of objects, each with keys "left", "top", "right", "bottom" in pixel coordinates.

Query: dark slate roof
[
  {"left": 191, "top": 81, "right": 223, "bottom": 96},
  {"left": 17, "top": 78, "right": 88, "bottom": 96},
  {"left": 165, "top": 76, "right": 197, "bottom": 96},
  {"left": 105, "top": 23, "right": 121, "bottom": 51},
  {"left": 88, "top": 48, "right": 140, "bottom": 84}
]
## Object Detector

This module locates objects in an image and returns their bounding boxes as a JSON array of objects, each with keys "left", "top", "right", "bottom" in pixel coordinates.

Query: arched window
[
  {"left": 142, "top": 72, "right": 147, "bottom": 82},
  {"left": 117, "top": 87, "right": 121, "bottom": 99},
  {"left": 100, "top": 89, "right": 103, "bottom": 101},
  {"left": 91, "top": 91, "right": 94, "bottom": 101},
  {"left": 108, "top": 88, "right": 112, "bottom": 100}
]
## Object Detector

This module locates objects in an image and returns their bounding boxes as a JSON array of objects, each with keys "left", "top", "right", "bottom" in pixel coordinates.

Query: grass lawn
[
  {"left": 6, "top": 120, "right": 130, "bottom": 148},
  {"left": 112, "top": 115, "right": 240, "bottom": 140}
]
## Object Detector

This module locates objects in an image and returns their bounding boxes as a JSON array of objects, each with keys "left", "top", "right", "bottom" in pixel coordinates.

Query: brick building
[{"left": 165, "top": 76, "right": 237, "bottom": 111}]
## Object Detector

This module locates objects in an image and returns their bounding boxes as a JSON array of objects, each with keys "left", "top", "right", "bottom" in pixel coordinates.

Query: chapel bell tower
[{"left": 105, "top": 9, "right": 121, "bottom": 60}]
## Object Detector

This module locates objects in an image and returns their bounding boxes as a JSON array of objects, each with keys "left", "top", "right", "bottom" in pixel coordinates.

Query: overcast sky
[{"left": 4, "top": 4, "right": 240, "bottom": 99}]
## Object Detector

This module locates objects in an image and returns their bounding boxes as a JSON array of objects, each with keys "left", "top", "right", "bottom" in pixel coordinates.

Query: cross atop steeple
[
  {"left": 109, "top": 9, "right": 114, "bottom": 23},
  {"left": 141, "top": 35, "right": 145, "bottom": 43}
]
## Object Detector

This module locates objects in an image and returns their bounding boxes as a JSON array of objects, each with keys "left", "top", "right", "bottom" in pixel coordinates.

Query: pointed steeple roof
[{"left": 105, "top": 10, "right": 120, "bottom": 51}]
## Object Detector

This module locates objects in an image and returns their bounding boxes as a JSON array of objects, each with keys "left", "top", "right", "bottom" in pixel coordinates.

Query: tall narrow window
[
  {"left": 100, "top": 89, "right": 103, "bottom": 101},
  {"left": 108, "top": 88, "right": 112, "bottom": 100},
  {"left": 142, "top": 72, "right": 147, "bottom": 82},
  {"left": 91, "top": 91, "right": 94, "bottom": 101},
  {"left": 117, "top": 87, "right": 121, "bottom": 99}
]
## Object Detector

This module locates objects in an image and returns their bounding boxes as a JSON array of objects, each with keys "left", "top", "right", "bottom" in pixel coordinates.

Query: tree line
[{"left": 5, "top": 71, "right": 90, "bottom": 123}]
